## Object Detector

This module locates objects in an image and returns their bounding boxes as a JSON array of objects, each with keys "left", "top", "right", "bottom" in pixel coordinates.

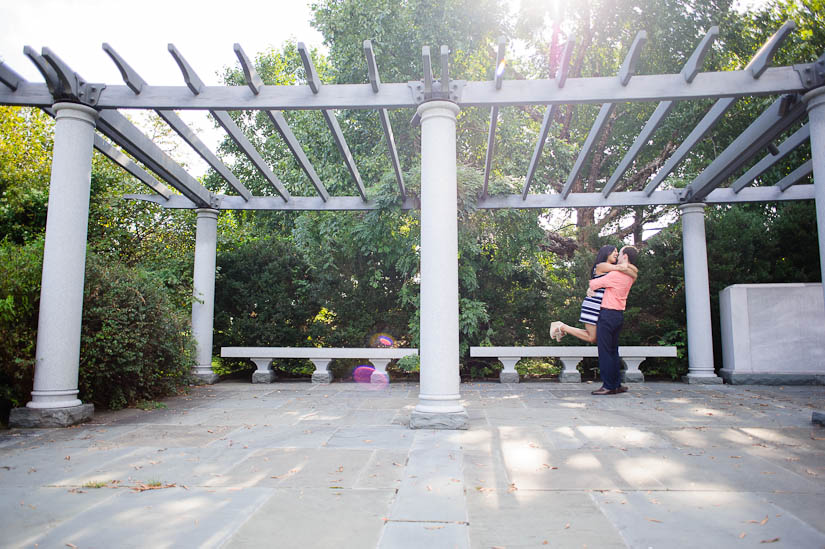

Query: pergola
[{"left": 1, "top": 21, "right": 823, "bottom": 428}]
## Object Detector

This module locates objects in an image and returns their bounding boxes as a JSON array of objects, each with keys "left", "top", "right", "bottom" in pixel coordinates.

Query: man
[{"left": 587, "top": 246, "right": 638, "bottom": 395}]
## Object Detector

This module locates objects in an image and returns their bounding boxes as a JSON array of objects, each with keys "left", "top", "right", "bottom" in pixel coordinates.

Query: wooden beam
[
  {"left": 104, "top": 43, "right": 252, "bottom": 200},
  {"left": 297, "top": 42, "right": 321, "bottom": 93},
  {"left": 681, "top": 26, "right": 719, "bottom": 83},
  {"left": 97, "top": 110, "right": 213, "bottom": 207},
  {"left": 364, "top": 40, "right": 405, "bottom": 199},
  {"left": 211, "top": 110, "right": 290, "bottom": 200},
  {"left": 157, "top": 110, "right": 253, "bottom": 200},
  {"left": 233, "top": 43, "right": 263, "bottom": 95},
  {"left": 481, "top": 39, "right": 506, "bottom": 198},
  {"left": 266, "top": 110, "right": 330, "bottom": 201},
  {"left": 2, "top": 66, "right": 811, "bottom": 110},
  {"left": 618, "top": 31, "right": 647, "bottom": 86},
  {"left": 298, "top": 40, "right": 365, "bottom": 200},
  {"left": 602, "top": 28, "right": 718, "bottom": 197},
  {"left": 556, "top": 38, "right": 574, "bottom": 88},
  {"left": 681, "top": 94, "right": 807, "bottom": 202},
  {"left": 167, "top": 45, "right": 289, "bottom": 201},
  {"left": 233, "top": 43, "right": 328, "bottom": 201},
  {"left": 126, "top": 185, "right": 816, "bottom": 211},
  {"left": 522, "top": 105, "right": 556, "bottom": 199},
  {"left": 560, "top": 102, "right": 615, "bottom": 198},
  {"left": 364, "top": 40, "right": 381, "bottom": 93},
  {"left": 645, "top": 21, "right": 800, "bottom": 195},
  {"left": 93, "top": 134, "right": 173, "bottom": 199},
  {"left": 731, "top": 124, "right": 809, "bottom": 192},
  {"left": 776, "top": 159, "right": 812, "bottom": 191},
  {"left": 322, "top": 110, "right": 367, "bottom": 200},
  {"left": 748, "top": 20, "right": 795, "bottom": 78},
  {"left": 0, "top": 61, "right": 22, "bottom": 90}
]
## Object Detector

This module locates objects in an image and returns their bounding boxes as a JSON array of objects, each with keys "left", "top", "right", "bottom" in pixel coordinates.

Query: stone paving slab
[
  {"left": 227, "top": 488, "right": 395, "bottom": 549},
  {"left": 0, "top": 485, "right": 120, "bottom": 547},
  {"left": 26, "top": 486, "right": 272, "bottom": 548},
  {"left": 378, "top": 521, "right": 470, "bottom": 549},
  {"left": 592, "top": 490, "right": 825, "bottom": 548},
  {"left": 1, "top": 380, "right": 823, "bottom": 548}
]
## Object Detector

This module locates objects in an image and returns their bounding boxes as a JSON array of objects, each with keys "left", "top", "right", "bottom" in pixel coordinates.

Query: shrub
[
  {"left": 79, "top": 254, "right": 195, "bottom": 409},
  {"left": 0, "top": 237, "right": 44, "bottom": 421}
]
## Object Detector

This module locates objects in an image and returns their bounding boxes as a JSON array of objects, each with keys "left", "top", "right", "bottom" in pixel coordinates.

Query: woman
[{"left": 550, "top": 245, "right": 638, "bottom": 343}]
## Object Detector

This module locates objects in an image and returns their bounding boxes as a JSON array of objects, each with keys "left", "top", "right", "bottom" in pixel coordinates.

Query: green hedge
[
  {"left": 0, "top": 241, "right": 195, "bottom": 422},
  {"left": 79, "top": 254, "right": 195, "bottom": 410}
]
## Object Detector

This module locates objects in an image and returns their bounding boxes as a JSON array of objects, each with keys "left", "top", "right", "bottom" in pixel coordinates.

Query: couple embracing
[{"left": 550, "top": 245, "right": 639, "bottom": 395}]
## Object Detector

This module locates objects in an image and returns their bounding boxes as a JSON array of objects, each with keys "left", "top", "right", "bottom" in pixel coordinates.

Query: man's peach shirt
[{"left": 588, "top": 270, "right": 635, "bottom": 311}]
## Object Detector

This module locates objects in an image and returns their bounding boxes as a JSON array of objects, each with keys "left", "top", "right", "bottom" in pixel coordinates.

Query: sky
[
  {"left": 0, "top": 0, "right": 325, "bottom": 86},
  {"left": 0, "top": 0, "right": 327, "bottom": 174}
]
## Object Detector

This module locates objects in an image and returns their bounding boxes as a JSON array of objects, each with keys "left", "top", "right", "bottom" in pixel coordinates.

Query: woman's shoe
[{"left": 591, "top": 387, "right": 619, "bottom": 395}]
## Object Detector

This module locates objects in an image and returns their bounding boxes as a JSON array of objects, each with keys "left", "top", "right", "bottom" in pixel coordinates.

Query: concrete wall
[{"left": 719, "top": 283, "right": 825, "bottom": 384}]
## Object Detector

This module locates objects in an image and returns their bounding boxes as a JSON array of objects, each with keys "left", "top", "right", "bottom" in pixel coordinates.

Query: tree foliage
[{"left": 0, "top": 0, "right": 821, "bottom": 410}]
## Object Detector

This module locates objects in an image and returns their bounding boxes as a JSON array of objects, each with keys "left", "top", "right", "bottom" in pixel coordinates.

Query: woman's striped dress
[{"left": 579, "top": 272, "right": 606, "bottom": 325}]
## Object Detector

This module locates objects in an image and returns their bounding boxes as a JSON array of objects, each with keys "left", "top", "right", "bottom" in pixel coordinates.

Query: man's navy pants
[{"left": 596, "top": 308, "right": 624, "bottom": 390}]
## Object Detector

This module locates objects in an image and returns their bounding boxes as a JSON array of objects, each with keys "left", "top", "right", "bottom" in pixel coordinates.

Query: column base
[
  {"left": 252, "top": 371, "right": 277, "bottom": 384},
  {"left": 559, "top": 371, "right": 582, "bottom": 383},
  {"left": 621, "top": 371, "right": 645, "bottom": 383},
  {"left": 410, "top": 409, "right": 469, "bottom": 430},
  {"left": 682, "top": 373, "right": 723, "bottom": 384},
  {"left": 720, "top": 369, "right": 825, "bottom": 385},
  {"left": 499, "top": 371, "right": 520, "bottom": 383},
  {"left": 9, "top": 403, "right": 93, "bottom": 428},
  {"left": 312, "top": 371, "right": 333, "bottom": 384},
  {"left": 192, "top": 372, "right": 220, "bottom": 385}
]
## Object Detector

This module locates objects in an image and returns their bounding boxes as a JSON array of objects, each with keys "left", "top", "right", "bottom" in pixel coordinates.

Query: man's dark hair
[{"left": 621, "top": 246, "right": 639, "bottom": 265}]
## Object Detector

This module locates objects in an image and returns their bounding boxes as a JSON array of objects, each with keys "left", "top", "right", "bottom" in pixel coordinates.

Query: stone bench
[
  {"left": 220, "top": 347, "right": 419, "bottom": 384},
  {"left": 469, "top": 346, "right": 678, "bottom": 383}
]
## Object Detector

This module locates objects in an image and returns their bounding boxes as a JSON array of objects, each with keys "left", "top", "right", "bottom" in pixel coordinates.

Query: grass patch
[
  {"left": 136, "top": 400, "right": 167, "bottom": 411},
  {"left": 82, "top": 480, "right": 111, "bottom": 489}
]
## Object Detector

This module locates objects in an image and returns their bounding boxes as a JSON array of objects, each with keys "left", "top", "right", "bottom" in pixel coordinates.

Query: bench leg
[
  {"left": 369, "top": 359, "right": 391, "bottom": 385},
  {"left": 250, "top": 359, "right": 276, "bottom": 384},
  {"left": 310, "top": 359, "right": 333, "bottom": 384},
  {"left": 621, "top": 358, "right": 645, "bottom": 383},
  {"left": 558, "top": 358, "right": 582, "bottom": 383},
  {"left": 498, "top": 357, "right": 520, "bottom": 383}
]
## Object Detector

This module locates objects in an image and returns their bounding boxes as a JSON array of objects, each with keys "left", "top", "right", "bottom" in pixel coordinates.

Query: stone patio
[{"left": 1, "top": 380, "right": 824, "bottom": 548}]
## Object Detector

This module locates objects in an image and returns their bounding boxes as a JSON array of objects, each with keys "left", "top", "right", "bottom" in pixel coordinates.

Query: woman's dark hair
[
  {"left": 590, "top": 245, "right": 617, "bottom": 278},
  {"left": 621, "top": 246, "right": 639, "bottom": 265}
]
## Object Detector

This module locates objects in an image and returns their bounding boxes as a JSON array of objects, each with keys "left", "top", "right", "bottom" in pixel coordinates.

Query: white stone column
[
  {"left": 10, "top": 103, "right": 98, "bottom": 428},
  {"left": 804, "top": 87, "right": 825, "bottom": 307},
  {"left": 410, "top": 100, "right": 468, "bottom": 430},
  {"left": 192, "top": 208, "right": 219, "bottom": 384},
  {"left": 680, "top": 203, "right": 722, "bottom": 384}
]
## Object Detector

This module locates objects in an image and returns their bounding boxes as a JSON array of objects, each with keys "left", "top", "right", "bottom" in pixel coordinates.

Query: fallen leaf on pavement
[
  {"left": 760, "top": 538, "right": 780, "bottom": 544},
  {"left": 645, "top": 518, "right": 662, "bottom": 523}
]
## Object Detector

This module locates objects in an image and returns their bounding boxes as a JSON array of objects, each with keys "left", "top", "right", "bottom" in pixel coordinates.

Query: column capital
[
  {"left": 679, "top": 202, "right": 706, "bottom": 215},
  {"left": 194, "top": 207, "right": 219, "bottom": 219},
  {"left": 52, "top": 102, "right": 99, "bottom": 126},
  {"left": 417, "top": 99, "right": 460, "bottom": 120},
  {"left": 803, "top": 86, "right": 825, "bottom": 111}
]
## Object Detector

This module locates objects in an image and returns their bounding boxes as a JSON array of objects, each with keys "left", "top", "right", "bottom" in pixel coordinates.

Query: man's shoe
[
  {"left": 591, "top": 387, "right": 618, "bottom": 395},
  {"left": 617, "top": 385, "right": 628, "bottom": 393}
]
